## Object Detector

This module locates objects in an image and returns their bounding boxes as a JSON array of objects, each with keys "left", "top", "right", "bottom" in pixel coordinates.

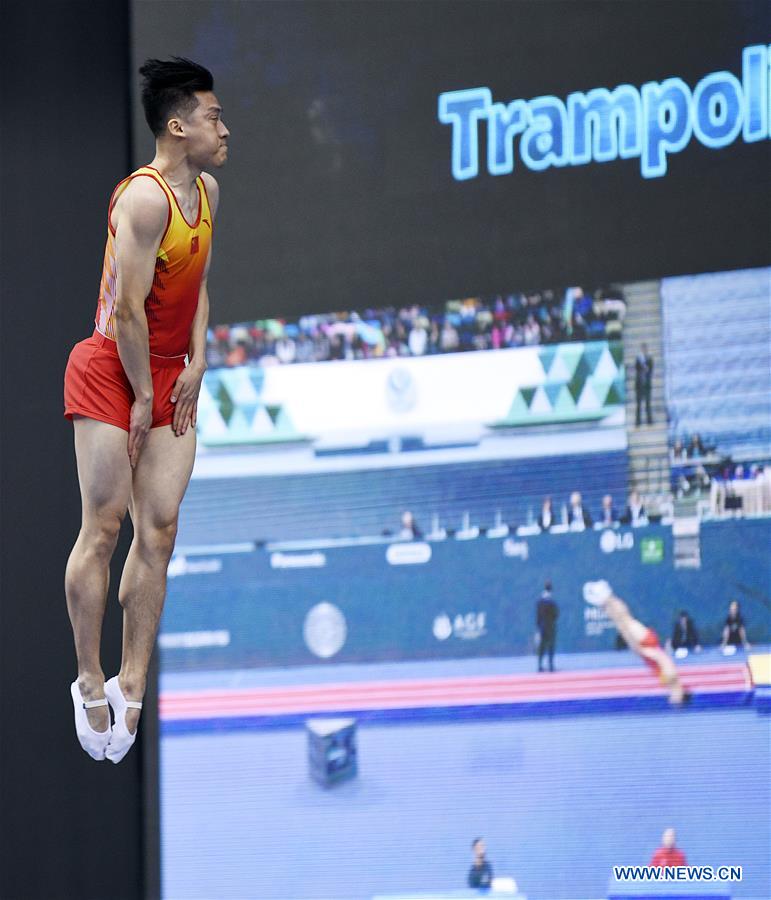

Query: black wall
[
  {"left": 1, "top": 3, "right": 149, "bottom": 898},
  {"left": 132, "top": 0, "right": 770, "bottom": 323}
]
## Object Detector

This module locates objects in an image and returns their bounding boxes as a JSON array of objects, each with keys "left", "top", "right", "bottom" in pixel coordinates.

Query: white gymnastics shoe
[
  {"left": 70, "top": 680, "right": 111, "bottom": 761},
  {"left": 583, "top": 579, "right": 613, "bottom": 606},
  {"left": 104, "top": 676, "right": 143, "bottom": 764}
]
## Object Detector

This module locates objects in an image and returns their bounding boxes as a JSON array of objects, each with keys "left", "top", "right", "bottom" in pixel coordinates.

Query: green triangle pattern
[
  {"left": 576, "top": 381, "right": 601, "bottom": 411},
  {"left": 530, "top": 386, "right": 552, "bottom": 415},
  {"left": 547, "top": 354, "right": 574, "bottom": 384},
  {"left": 506, "top": 392, "right": 531, "bottom": 419},
  {"left": 582, "top": 342, "right": 605, "bottom": 374},
  {"left": 496, "top": 340, "right": 625, "bottom": 427},
  {"left": 609, "top": 341, "right": 624, "bottom": 368},
  {"left": 274, "top": 407, "right": 295, "bottom": 433},
  {"left": 199, "top": 340, "right": 626, "bottom": 441},
  {"left": 588, "top": 377, "right": 613, "bottom": 405},
  {"left": 554, "top": 344, "right": 583, "bottom": 378},
  {"left": 216, "top": 382, "right": 234, "bottom": 424},
  {"left": 593, "top": 346, "right": 619, "bottom": 381},
  {"left": 607, "top": 377, "right": 626, "bottom": 404},
  {"left": 552, "top": 385, "right": 576, "bottom": 416},
  {"left": 521, "top": 387, "right": 537, "bottom": 408},
  {"left": 538, "top": 346, "right": 557, "bottom": 380},
  {"left": 544, "top": 383, "right": 564, "bottom": 406},
  {"left": 198, "top": 366, "right": 301, "bottom": 445}
]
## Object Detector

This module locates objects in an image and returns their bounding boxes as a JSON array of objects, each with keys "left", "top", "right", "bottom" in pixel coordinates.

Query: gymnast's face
[{"left": 172, "top": 91, "right": 230, "bottom": 169}]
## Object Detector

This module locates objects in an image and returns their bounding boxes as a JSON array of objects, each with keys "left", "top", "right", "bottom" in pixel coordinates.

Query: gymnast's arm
[{"left": 113, "top": 177, "right": 168, "bottom": 465}]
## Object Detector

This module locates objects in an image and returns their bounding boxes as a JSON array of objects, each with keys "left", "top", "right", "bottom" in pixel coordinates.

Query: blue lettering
[
  {"left": 641, "top": 77, "right": 692, "bottom": 177},
  {"left": 567, "top": 85, "right": 642, "bottom": 164},
  {"left": 742, "top": 44, "right": 769, "bottom": 141},
  {"left": 693, "top": 72, "right": 743, "bottom": 147},
  {"left": 487, "top": 100, "right": 528, "bottom": 175},
  {"left": 438, "top": 88, "right": 492, "bottom": 180},
  {"left": 521, "top": 96, "right": 568, "bottom": 170},
  {"left": 438, "top": 47, "right": 767, "bottom": 182}
]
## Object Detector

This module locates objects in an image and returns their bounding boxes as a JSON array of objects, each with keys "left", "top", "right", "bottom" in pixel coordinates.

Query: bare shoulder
[
  {"left": 201, "top": 171, "right": 220, "bottom": 216},
  {"left": 116, "top": 176, "right": 168, "bottom": 242}
]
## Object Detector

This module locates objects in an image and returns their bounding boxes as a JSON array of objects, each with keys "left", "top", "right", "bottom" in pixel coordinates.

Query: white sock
[
  {"left": 104, "top": 676, "right": 143, "bottom": 764},
  {"left": 70, "top": 680, "right": 111, "bottom": 761}
]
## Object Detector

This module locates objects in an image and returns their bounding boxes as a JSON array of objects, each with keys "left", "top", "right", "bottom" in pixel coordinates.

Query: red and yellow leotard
[
  {"left": 95, "top": 165, "right": 212, "bottom": 357},
  {"left": 63, "top": 166, "right": 212, "bottom": 431},
  {"left": 639, "top": 628, "right": 669, "bottom": 683}
]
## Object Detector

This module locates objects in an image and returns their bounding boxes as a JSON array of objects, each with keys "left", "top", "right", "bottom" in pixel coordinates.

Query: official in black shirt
[
  {"left": 722, "top": 599, "right": 750, "bottom": 650},
  {"left": 536, "top": 580, "right": 559, "bottom": 672},
  {"left": 468, "top": 837, "right": 493, "bottom": 889},
  {"left": 670, "top": 610, "right": 701, "bottom": 652}
]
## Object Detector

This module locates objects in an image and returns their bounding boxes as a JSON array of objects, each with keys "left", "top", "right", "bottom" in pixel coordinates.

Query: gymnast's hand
[
  {"left": 128, "top": 396, "right": 153, "bottom": 468},
  {"left": 170, "top": 362, "right": 205, "bottom": 436}
]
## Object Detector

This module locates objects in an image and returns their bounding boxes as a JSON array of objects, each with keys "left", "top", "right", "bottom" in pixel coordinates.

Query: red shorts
[
  {"left": 639, "top": 628, "right": 663, "bottom": 675},
  {"left": 64, "top": 330, "right": 186, "bottom": 432}
]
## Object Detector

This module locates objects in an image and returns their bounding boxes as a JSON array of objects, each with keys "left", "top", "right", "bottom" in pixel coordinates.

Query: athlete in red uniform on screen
[
  {"left": 583, "top": 580, "right": 689, "bottom": 705},
  {"left": 63, "top": 57, "right": 229, "bottom": 761}
]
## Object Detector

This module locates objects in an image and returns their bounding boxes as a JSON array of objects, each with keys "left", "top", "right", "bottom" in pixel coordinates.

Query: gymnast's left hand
[{"left": 170, "top": 362, "right": 206, "bottom": 436}]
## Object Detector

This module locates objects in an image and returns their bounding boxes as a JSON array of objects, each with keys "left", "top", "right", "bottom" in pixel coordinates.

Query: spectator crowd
[
  {"left": 205, "top": 286, "right": 625, "bottom": 369},
  {"left": 671, "top": 432, "right": 768, "bottom": 503}
]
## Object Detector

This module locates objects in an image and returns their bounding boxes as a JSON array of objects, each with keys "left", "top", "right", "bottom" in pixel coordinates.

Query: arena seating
[
  {"left": 662, "top": 268, "right": 770, "bottom": 461},
  {"left": 177, "top": 450, "right": 627, "bottom": 545}
]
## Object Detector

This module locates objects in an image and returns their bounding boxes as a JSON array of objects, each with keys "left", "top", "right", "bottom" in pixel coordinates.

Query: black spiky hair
[{"left": 139, "top": 57, "right": 214, "bottom": 137}]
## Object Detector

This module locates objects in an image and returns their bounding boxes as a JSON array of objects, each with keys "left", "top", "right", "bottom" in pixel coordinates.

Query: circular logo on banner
[
  {"left": 386, "top": 367, "right": 417, "bottom": 413},
  {"left": 303, "top": 602, "right": 347, "bottom": 658},
  {"left": 433, "top": 614, "right": 453, "bottom": 641}
]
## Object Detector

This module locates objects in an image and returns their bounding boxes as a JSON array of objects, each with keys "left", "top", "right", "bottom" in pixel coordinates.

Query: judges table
[{"left": 607, "top": 876, "right": 731, "bottom": 900}]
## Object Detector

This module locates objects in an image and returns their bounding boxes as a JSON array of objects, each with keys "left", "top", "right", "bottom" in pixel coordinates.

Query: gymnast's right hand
[{"left": 128, "top": 396, "right": 153, "bottom": 468}]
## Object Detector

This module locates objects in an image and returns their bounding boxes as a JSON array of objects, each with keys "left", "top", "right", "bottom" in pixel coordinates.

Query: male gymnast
[
  {"left": 63, "top": 58, "right": 229, "bottom": 761},
  {"left": 583, "top": 580, "right": 689, "bottom": 705}
]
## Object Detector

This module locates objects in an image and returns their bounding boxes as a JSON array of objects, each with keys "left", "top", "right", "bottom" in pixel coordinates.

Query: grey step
[
  {"left": 627, "top": 429, "right": 669, "bottom": 442},
  {"left": 625, "top": 396, "right": 667, "bottom": 403},
  {"left": 628, "top": 449, "right": 670, "bottom": 460},
  {"left": 628, "top": 448, "right": 670, "bottom": 459},
  {"left": 624, "top": 334, "right": 663, "bottom": 344},
  {"left": 625, "top": 335, "right": 663, "bottom": 345},
  {"left": 628, "top": 429, "right": 669, "bottom": 440},
  {"left": 623, "top": 373, "right": 665, "bottom": 383},
  {"left": 626, "top": 419, "right": 668, "bottom": 427},
  {"left": 627, "top": 446, "right": 669, "bottom": 456},
  {"left": 628, "top": 448, "right": 670, "bottom": 460},
  {"left": 625, "top": 319, "right": 662, "bottom": 328},
  {"left": 629, "top": 460, "right": 670, "bottom": 474}
]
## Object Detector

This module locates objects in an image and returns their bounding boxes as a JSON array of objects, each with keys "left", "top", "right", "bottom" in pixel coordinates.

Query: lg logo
[{"left": 600, "top": 530, "right": 634, "bottom": 554}]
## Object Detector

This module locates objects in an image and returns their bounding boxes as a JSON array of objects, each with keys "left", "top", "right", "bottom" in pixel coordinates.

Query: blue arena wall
[{"left": 160, "top": 518, "right": 770, "bottom": 673}]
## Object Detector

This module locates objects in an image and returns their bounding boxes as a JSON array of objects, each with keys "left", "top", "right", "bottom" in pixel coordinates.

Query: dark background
[
  {"left": 132, "top": 0, "right": 770, "bottom": 324},
  {"left": 1, "top": 3, "right": 152, "bottom": 899},
  {"left": 0, "top": 2, "right": 768, "bottom": 899}
]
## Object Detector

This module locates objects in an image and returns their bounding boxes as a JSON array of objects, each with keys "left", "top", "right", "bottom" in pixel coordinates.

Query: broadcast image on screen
[
  {"left": 126, "top": 2, "right": 771, "bottom": 897},
  {"left": 157, "top": 266, "right": 770, "bottom": 900}
]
